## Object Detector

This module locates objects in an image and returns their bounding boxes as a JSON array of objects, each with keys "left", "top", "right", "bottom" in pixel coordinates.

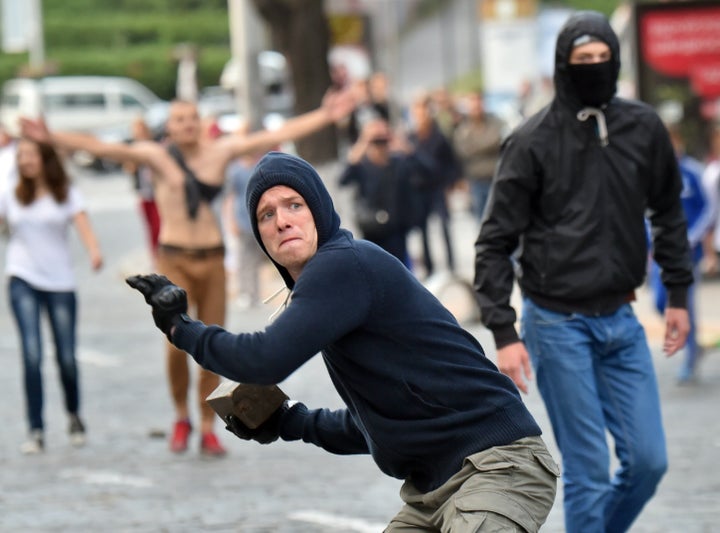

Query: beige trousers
[{"left": 157, "top": 246, "right": 226, "bottom": 425}]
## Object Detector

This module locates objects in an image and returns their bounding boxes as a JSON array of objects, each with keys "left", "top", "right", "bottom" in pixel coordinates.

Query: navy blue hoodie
[{"left": 173, "top": 151, "right": 541, "bottom": 492}]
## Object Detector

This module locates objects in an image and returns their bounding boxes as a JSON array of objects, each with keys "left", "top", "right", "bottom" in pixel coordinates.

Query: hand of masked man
[
  {"left": 224, "top": 400, "right": 293, "bottom": 445},
  {"left": 126, "top": 274, "right": 188, "bottom": 341}
]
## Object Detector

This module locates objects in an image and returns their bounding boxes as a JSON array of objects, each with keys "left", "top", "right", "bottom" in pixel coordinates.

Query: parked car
[
  {"left": 1, "top": 76, "right": 166, "bottom": 134},
  {"left": 0, "top": 76, "right": 169, "bottom": 169}
]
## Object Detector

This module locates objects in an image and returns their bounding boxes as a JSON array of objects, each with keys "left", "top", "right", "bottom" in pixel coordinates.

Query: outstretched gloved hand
[
  {"left": 126, "top": 274, "right": 188, "bottom": 341},
  {"left": 224, "top": 400, "right": 292, "bottom": 445}
]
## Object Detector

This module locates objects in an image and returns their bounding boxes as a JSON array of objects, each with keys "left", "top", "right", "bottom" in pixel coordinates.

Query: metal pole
[
  {"left": 385, "top": 0, "right": 401, "bottom": 124},
  {"left": 227, "top": 0, "right": 253, "bottom": 128},
  {"left": 28, "top": 0, "right": 44, "bottom": 73}
]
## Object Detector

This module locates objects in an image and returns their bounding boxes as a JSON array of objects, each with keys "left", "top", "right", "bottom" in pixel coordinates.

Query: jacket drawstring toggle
[{"left": 577, "top": 107, "right": 609, "bottom": 147}]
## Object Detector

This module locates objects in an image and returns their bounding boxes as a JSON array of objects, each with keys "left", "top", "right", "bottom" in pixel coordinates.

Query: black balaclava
[
  {"left": 567, "top": 59, "right": 617, "bottom": 107},
  {"left": 554, "top": 11, "right": 621, "bottom": 110},
  {"left": 246, "top": 151, "right": 341, "bottom": 289}
]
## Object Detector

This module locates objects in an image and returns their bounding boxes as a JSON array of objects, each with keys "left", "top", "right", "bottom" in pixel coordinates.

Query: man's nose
[{"left": 275, "top": 209, "right": 290, "bottom": 228}]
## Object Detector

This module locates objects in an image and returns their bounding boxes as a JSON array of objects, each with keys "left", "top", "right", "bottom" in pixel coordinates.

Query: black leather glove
[
  {"left": 224, "top": 400, "right": 292, "bottom": 445},
  {"left": 126, "top": 274, "right": 188, "bottom": 341}
]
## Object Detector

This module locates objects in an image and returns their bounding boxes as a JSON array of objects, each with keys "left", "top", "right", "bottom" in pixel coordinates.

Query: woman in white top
[{"left": 0, "top": 138, "right": 103, "bottom": 454}]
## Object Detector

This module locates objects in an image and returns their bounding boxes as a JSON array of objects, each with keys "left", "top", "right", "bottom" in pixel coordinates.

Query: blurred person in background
[
  {"left": 648, "top": 113, "right": 712, "bottom": 383},
  {"left": 368, "top": 71, "right": 397, "bottom": 125},
  {"left": 0, "top": 138, "right": 103, "bottom": 455},
  {"left": 339, "top": 117, "right": 427, "bottom": 267},
  {"left": 123, "top": 117, "right": 160, "bottom": 267},
  {"left": 407, "top": 92, "right": 461, "bottom": 277},
  {"left": 21, "top": 88, "right": 355, "bottom": 458},
  {"left": 431, "top": 87, "right": 463, "bottom": 140},
  {"left": 453, "top": 91, "right": 508, "bottom": 224},
  {"left": 701, "top": 123, "right": 720, "bottom": 277},
  {"left": 346, "top": 78, "right": 387, "bottom": 145},
  {"left": 223, "top": 123, "right": 267, "bottom": 310}
]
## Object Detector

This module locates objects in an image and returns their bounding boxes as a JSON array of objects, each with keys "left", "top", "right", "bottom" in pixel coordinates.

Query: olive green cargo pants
[{"left": 386, "top": 436, "right": 559, "bottom": 532}]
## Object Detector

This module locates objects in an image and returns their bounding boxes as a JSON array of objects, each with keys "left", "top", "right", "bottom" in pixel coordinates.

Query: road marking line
[
  {"left": 289, "top": 510, "right": 386, "bottom": 532},
  {"left": 78, "top": 348, "right": 122, "bottom": 367},
  {"left": 59, "top": 468, "right": 153, "bottom": 488}
]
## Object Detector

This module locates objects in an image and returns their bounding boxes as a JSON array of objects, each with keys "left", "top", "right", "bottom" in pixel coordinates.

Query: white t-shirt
[{"left": 0, "top": 186, "right": 85, "bottom": 291}]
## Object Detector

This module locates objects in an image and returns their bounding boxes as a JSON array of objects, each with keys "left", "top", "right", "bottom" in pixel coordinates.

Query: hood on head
[
  {"left": 246, "top": 151, "right": 341, "bottom": 289},
  {"left": 554, "top": 10, "right": 621, "bottom": 108}
]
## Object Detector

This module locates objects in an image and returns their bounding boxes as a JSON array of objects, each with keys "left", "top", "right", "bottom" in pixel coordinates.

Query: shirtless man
[{"left": 21, "top": 89, "right": 354, "bottom": 456}]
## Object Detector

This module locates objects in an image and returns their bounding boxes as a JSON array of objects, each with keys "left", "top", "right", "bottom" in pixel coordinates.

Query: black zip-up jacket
[{"left": 474, "top": 11, "right": 693, "bottom": 348}]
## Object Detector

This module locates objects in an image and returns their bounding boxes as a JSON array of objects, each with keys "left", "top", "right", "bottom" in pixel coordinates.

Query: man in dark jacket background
[
  {"left": 127, "top": 150, "right": 558, "bottom": 532},
  {"left": 473, "top": 10, "right": 692, "bottom": 533}
]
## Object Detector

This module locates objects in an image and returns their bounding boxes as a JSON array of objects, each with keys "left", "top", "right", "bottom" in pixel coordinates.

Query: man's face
[
  {"left": 166, "top": 101, "right": 201, "bottom": 145},
  {"left": 569, "top": 41, "right": 611, "bottom": 65},
  {"left": 256, "top": 185, "right": 318, "bottom": 280},
  {"left": 467, "top": 93, "right": 485, "bottom": 119},
  {"left": 363, "top": 119, "right": 391, "bottom": 159}
]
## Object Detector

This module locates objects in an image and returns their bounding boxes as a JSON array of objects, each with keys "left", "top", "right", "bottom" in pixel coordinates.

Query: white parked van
[{"left": 0, "top": 76, "right": 167, "bottom": 138}]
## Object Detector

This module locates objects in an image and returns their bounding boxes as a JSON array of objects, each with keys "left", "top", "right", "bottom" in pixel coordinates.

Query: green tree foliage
[
  {"left": 0, "top": 0, "right": 630, "bottom": 101},
  {"left": 1, "top": 0, "right": 231, "bottom": 99},
  {"left": 539, "top": 0, "right": 623, "bottom": 18}
]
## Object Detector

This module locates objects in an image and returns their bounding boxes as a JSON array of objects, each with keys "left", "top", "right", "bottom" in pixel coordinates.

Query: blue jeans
[
  {"left": 418, "top": 189, "right": 454, "bottom": 275},
  {"left": 8, "top": 277, "right": 79, "bottom": 431},
  {"left": 469, "top": 180, "right": 492, "bottom": 222},
  {"left": 521, "top": 298, "right": 667, "bottom": 533}
]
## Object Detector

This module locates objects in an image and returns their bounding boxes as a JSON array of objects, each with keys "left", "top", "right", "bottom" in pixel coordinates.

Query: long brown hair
[{"left": 15, "top": 139, "right": 70, "bottom": 205}]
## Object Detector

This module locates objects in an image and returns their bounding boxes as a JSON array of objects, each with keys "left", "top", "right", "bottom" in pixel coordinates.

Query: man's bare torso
[{"left": 152, "top": 140, "right": 232, "bottom": 249}]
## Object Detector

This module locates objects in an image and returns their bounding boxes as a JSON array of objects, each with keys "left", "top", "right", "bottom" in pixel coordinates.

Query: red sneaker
[
  {"left": 200, "top": 432, "right": 227, "bottom": 457},
  {"left": 170, "top": 419, "right": 192, "bottom": 453}
]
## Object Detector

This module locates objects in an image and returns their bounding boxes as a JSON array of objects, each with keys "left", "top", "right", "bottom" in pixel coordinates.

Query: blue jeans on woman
[
  {"left": 9, "top": 276, "right": 79, "bottom": 431},
  {"left": 521, "top": 298, "right": 667, "bottom": 533}
]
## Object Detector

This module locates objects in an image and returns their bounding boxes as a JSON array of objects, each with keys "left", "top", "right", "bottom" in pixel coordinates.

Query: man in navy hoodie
[{"left": 127, "top": 151, "right": 558, "bottom": 532}]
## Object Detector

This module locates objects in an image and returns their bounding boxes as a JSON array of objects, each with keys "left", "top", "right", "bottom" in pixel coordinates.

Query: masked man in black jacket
[{"left": 474, "top": 10, "right": 692, "bottom": 533}]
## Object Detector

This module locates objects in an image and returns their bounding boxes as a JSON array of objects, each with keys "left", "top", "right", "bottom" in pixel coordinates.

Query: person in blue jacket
[
  {"left": 126, "top": 151, "right": 558, "bottom": 532},
  {"left": 649, "top": 116, "right": 713, "bottom": 383}
]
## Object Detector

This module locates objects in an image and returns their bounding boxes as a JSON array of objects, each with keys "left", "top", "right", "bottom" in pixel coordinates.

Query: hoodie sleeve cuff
[
  {"left": 171, "top": 318, "right": 206, "bottom": 355},
  {"left": 667, "top": 286, "right": 688, "bottom": 310},
  {"left": 492, "top": 324, "right": 521, "bottom": 349},
  {"left": 278, "top": 401, "right": 307, "bottom": 441}
]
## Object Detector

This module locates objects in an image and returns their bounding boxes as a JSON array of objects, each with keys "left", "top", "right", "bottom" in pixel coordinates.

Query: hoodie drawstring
[
  {"left": 265, "top": 285, "right": 292, "bottom": 322},
  {"left": 577, "top": 107, "right": 609, "bottom": 147}
]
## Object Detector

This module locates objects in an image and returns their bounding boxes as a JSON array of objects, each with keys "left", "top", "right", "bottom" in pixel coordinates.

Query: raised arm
[
  {"left": 216, "top": 87, "right": 356, "bottom": 161},
  {"left": 20, "top": 117, "right": 177, "bottom": 179},
  {"left": 22, "top": 117, "right": 136, "bottom": 162}
]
